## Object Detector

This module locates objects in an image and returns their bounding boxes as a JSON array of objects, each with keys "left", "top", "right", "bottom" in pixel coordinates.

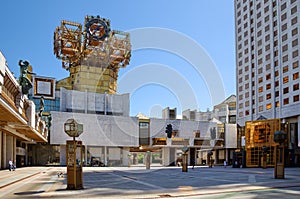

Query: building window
[
  {"left": 259, "top": 77, "right": 263, "bottom": 83},
  {"left": 293, "top": 61, "right": 299, "bottom": 69},
  {"left": 281, "top": 13, "right": 287, "bottom": 21},
  {"left": 266, "top": 103, "right": 272, "bottom": 110},
  {"left": 291, "top": 17, "right": 298, "bottom": 26},
  {"left": 281, "top": 3, "right": 287, "bottom": 11},
  {"left": 259, "top": 86, "right": 263, "bottom": 93},
  {"left": 266, "top": 93, "right": 271, "bottom": 100},
  {"left": 266, "top": 64, "right": 271, "bottom": 71},
  {"left": 292, "top": 50, "right": 298, "bottom": 58},
  {"left": 266, "top": 83, "right": 271, "bottom": 90},
  {"left": 239, "top": 112, "right": 243, "bottom": 117},
  {"left": 283, "top": 76, "right": 289, "bottom": 84},
  {"left": 258, "top": 68, "right": 263, "bottom": 74},
  {"left": 275, "top": 91, "right": 279, "bottom": 97},
  {"left": 259, "top": 96, "right": 264, "bottom": 102},
  {"left": 283, "top": 54, "right": 288, "bottom": 62},
  {"left": 266, "top": 73, "right": 271, "bottom": 80},
  {"left": 276, "top": 101, "right": 280, "bottom": 107},
  {"left": 265, "top": 25, "right": 270, "bottom": 32},
  {"left": 245, "top": 92, "right": 249, "bottom": 98},
  {"left": 283, "top": 87, "right": 289, "bottom": 94},
  {"left": 259, "top": 106, "right": 263, "bottom": 112},
  {"left": 294, "top": 95, "right": 299, "bottom": 102},
  {"left": 275, "top": 70, "right": 279, "bottom": 77},
  {"left": 245, "top": 83, "right": 249, "bottom": 89},
  {"left": 245, "top": 101, "right": 250, "bottom": 107},
  {"left": 239, "top": 86, "right": 243, "bottom": 92},
  {"left": 283, "top": 65, "right": 289, "bottom": 73},
  {"left": 293, "top": 83, "right": 299, "bottom": 91},
  {"left": 283, "top": 98, "right": 289, "bottom": 105},
  {"left": 265, "top": 15, "right": 269, "bottom": 22},
  {"left": 239, "top": 103, "right": 243, "bottom": 109},
  {"left": 292, "top": 39, "right": 298, "bottom": 47},
  {"left": 292, "top": 28, "right": 298, "bottom": 37},
  {"left": 282, "top": 44, "right": 288, "bottom": 52},
  {"left": 293, "top": 72, "right": 299, "bottom": 80},
  {"left": 291, "top": 6, "right": 297, "bottom": 15},
  {"left": 282, "top": 34, "right": 288, "bottom": 42},
  {"left": 282, "top": 23, "right": 288, "bottom": 32}
]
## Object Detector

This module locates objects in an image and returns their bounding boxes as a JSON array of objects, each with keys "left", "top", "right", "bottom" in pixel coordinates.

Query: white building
[
  {"left": 49, "top": 87, "right": 221, "bottom": 167},
  {"left": 235, "top": 0, "right": 300, "bottom": 166},
  {"left": 235, "top": 0, "right": 300, "bottom": 127}
]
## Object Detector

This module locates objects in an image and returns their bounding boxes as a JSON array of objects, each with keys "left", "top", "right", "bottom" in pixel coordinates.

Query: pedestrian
[
  {"left": 9, "top": 160, "right": 13, "bottom": 171},
  {"left": 224, "top": 160, "right": 227, "bottom": 168}
]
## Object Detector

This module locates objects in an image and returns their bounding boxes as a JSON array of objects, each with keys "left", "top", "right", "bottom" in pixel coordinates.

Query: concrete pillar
[
  {"left": 146, "top": 151, "right": 151, "bottom": 169},
  {"left": 162, "top": 148, "right": 170, "bottom": 166},
  {"left": 13, "top": 136, "right": 16, "bottom": 165},
  {"left": 6, "top": 135, "right": 14, "bottom": 166},
  {"left": 25, "top": 143, "right": 28, "bottom": 165},
  {"left": 104, "top": 146, "right": 107, "bottom": 166},
  {"left": 2, "top": 133, "right": 6, "bottom": 168},
  {"left": 298, "top": 116, "right": 300, "bottom": 147},
  {"left": 85, "top": 145, "right": 88, "bottom": 166},
  {"left": 0, "top": 130, "right": 2, "bottom": 169}
]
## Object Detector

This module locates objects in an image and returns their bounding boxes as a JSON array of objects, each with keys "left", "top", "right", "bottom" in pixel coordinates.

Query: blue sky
[{"left": 0, "top": 0, "right": 235, "bottom": 117}]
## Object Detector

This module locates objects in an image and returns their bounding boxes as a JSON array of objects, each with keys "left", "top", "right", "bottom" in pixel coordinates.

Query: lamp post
[
  {"left": 182, "top": 146, "right": 189, "bottom": 172},
  {"left": 207, "top": 150, "right": 213, "bottom": 168},
  {"left": 274, "top": 130, "right": 287, "bottom": 179},
  {"left": 64, "top": 119, "right": 84, "bottom": 189}
]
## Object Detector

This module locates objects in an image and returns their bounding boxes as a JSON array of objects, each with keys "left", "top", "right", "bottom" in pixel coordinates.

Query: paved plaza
[{"left": 0, "top": 165, "right": 300, "bottom": 198}]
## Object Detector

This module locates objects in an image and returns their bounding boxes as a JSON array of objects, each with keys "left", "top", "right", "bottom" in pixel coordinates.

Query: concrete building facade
[{"left": 0, "top": 51, "right": 49, "bottom": 169}]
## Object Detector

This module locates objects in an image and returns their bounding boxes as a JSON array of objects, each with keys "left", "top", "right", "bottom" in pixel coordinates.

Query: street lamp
[
  {"left": 274, "top": 130, "right": 287, "bottom": 179},
  {"left": 64, "top": 118, "right": 84, "bottom": 189},
  {"left": 207, "top": 150, "right": 213, "bottom": 168},
  {"left": 64, "top": 119, "right": 83, "bottom": 138},
  {"left": 181, "top": 146, "right": 189, "bottom": 172}
]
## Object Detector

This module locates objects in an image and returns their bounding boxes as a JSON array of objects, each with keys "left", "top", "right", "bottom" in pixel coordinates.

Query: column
[
  {"left": 298, "top": 116, "right": 300, "bottom": 147},
  {"left": 2, "top": 133, "right": 6, "bottom": 168},
  {"left": 0, "top": 130, "right": 2, "bottom": 169},
  {"left": 85, "top": 145, "right": 88, "bottom": 166},
  {"left": 25, "top": 143, "right": 28, "bottom": 166},
  {"left": 104, "top": 146, "right": 107, "bottom": 166}
]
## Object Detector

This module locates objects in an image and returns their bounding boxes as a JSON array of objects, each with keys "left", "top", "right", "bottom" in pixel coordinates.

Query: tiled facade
[{"left": 235, "top": 0, "right": 300, "bottom": 126}]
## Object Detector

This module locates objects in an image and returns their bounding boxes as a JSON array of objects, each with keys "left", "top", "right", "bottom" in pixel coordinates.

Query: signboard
[{"left": 33, "top": 76, "right": 56, "bottom": 99}]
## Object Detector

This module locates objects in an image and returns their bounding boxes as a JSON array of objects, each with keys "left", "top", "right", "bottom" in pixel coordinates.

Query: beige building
[
  {"left": 181, "top": 95, "right": 238, "bottom": 165},
  {"left": 0, "top": 51, "right": 48, "bottom": 169}
]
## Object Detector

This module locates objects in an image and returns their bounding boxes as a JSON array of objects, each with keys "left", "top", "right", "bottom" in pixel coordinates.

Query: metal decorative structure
[{"left": 53, "top": 15, "right": 131, "bottom": 71}]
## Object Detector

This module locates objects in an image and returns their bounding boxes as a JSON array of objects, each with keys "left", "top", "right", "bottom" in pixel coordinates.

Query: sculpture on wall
[
  {"left": 38, "top": 95, "right": 45, "bottom": 117},
  {"left": 19, "top": 60, "right": 35, "bottom": 94}
]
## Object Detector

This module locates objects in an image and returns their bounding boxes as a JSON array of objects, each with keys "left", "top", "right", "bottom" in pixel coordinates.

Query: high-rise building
[
  {"left": 235, "top": 0, "right": 300, "bottom": 166},
  {"left": 235, "top": 0, "right": 300, "bottom": 126}
]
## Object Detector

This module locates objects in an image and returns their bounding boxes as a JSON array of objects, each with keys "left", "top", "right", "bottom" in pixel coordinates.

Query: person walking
[
  {"left": 224, "top": 160, "right": 227, "bottom": 168},
  {"left": 9, "top": 160, "right": 13, "bottom": 171}
]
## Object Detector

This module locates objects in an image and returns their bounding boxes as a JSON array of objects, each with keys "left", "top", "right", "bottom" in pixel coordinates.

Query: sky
[{"left": 0, "top": 0, "right": 236, "bottom": 118}]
